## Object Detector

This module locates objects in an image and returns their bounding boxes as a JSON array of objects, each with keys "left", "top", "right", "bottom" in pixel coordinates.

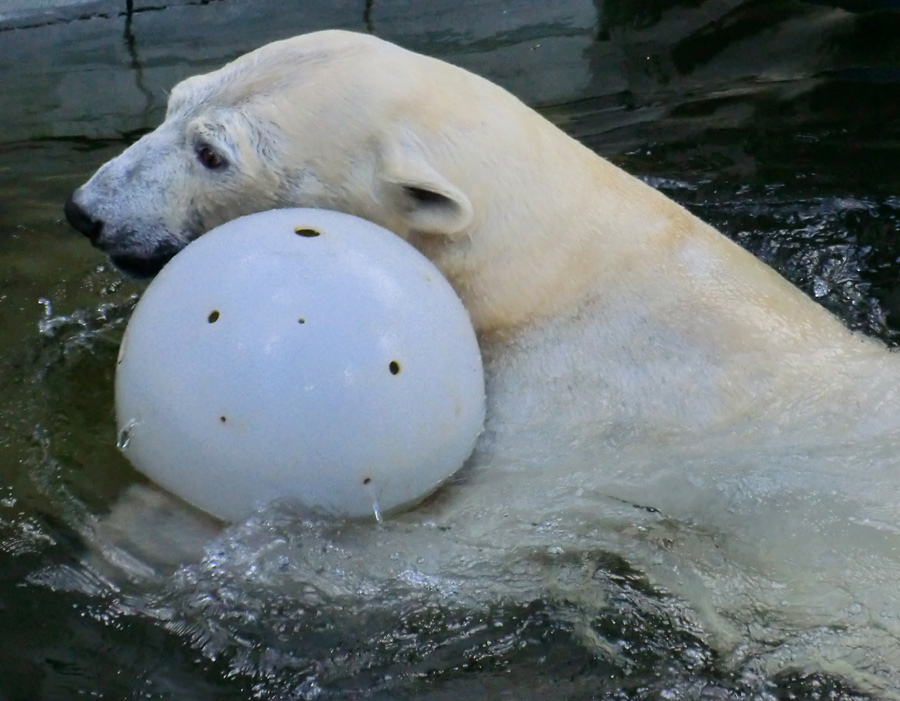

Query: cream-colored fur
[{"left": 70, "top": 31, "right": 900, "bottom": 695}]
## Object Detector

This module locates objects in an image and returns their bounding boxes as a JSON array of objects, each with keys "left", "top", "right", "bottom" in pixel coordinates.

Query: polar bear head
[{"left": 66, "top": 30, "right": 631, "bottom": 332}]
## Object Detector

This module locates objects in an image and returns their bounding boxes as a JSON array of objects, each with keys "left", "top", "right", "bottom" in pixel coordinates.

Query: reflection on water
[{"left": 1, "top": 1, "right": 899, "bottom": 699}]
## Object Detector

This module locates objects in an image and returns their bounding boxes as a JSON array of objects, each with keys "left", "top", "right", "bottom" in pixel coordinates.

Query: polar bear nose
[{"left": 64, "top": 193, "right": 104, "bottom": 244}]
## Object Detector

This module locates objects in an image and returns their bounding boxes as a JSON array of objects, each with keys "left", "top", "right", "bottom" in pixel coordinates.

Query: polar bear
[{"left": 66, "top": 31, "right": 900, "bottom": 695}]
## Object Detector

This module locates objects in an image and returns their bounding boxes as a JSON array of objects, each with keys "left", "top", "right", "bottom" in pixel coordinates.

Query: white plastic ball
[{"left": 115, "top": 208, "right": 485, "bottom": 522}]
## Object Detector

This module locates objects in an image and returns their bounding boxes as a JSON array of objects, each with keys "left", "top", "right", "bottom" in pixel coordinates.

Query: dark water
[{"left": 1, "top": 1, "right": 899, "bottom": 699}]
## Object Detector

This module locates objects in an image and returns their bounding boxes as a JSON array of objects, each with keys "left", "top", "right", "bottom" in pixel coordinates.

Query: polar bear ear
[{"left": 380, "top": 140, "right": 473, "bottom": 238}]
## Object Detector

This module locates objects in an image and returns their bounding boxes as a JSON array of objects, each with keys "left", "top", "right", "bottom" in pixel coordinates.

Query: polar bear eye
[{"left": 196, "top": 145, "right": 227, "bottom": 170}]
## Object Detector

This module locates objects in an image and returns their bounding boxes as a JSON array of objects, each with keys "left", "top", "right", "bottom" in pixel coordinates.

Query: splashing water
[
  {"left": 117, "top": 419, "right": 138, "bottom": 451},
  {"left": 366, "top": 479, "right": 382, "bottom": 522}
]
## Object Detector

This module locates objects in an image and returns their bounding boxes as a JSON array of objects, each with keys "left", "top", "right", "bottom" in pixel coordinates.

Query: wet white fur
[{"left": 73, "top": 31, "right": 900, "bottom": 695}]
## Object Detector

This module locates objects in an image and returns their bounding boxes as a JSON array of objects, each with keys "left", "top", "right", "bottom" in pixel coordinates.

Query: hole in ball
[
  {"left": 294, "top": 226, "right": 321, "bottom": 238},
  {"left": 220, "top": 416, "right": 227, "bottom": 423},
  {"left": 208, "top": 310, "right": 220, "bottom": 323},
  {"left": 363, "top": 477, "right": 372, "bottom": 485},
  {"left": 389, "top": 361, "right": 401, "bottom": 375}
]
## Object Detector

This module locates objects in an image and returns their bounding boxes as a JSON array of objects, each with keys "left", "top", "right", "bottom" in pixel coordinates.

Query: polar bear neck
[
  {"left": 381, "top": 68, "right": 897, "bottom": 427},
  {"left": 401, "top": 90, "right": 845, "bottom": 356}
]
